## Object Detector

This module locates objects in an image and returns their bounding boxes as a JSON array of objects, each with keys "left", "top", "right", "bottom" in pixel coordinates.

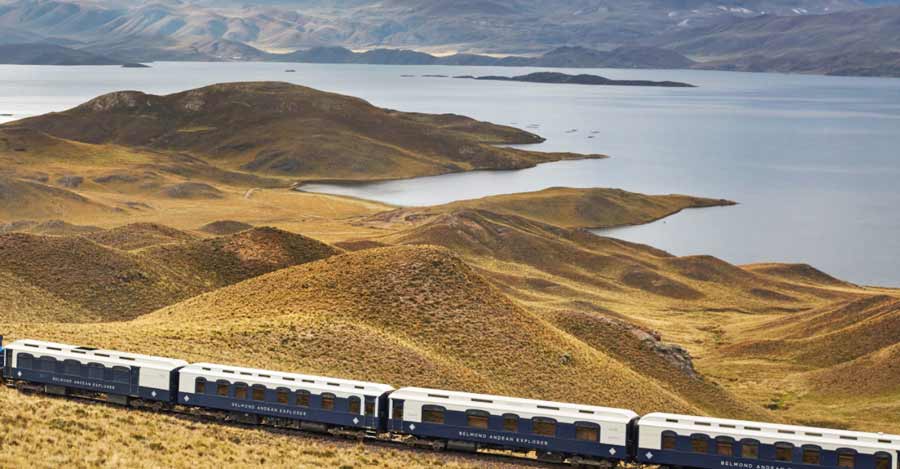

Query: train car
[
  {"left": 177, "top": 363, "right": 394, "bottom": 433},
  {"left": 388, "top": 387, "right": 639, "bottom": 464},
  {"left": 2, "top": 339, "right": 187, "bottom": 404},
  {"left": 636, "top": 413, "right": 900, "bottom": 469},
  {"left": 1, "top": 336, "right": 6, "bottom": 377}
]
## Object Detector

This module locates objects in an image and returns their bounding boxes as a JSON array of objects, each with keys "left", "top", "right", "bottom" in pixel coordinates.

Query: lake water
[{"left": 1, "top": 62, "right": 898, "bottom": 286}]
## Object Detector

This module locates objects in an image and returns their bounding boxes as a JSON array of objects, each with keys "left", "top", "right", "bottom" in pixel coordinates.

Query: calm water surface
[{"left": 1, "top": 62, "right": 898, "bottom": 286}]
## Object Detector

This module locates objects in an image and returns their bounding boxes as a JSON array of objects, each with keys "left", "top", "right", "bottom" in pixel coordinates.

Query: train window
[
  {"left": 575, "top": 423, "right": 600, "bottom": 442},
  {"left": 234, "top": 384, "right": 248, "bottom": 400},
  {"left": 39, "top": 356, "right": 57, "bottom": 371},
  {"left": 532, "top": 418, "right": 557, "bottom": 437},
  {"left": 503, "top": 414, "right": 519, "bottom": 432},
  {"left": 88, "top": 363, "right": 105, "bottom": 379},
  {"left": 365, "top": 398, "right": 375, "bottom": 417},
  {"left": 195, "top": 378, "right": 207, "bottom": 394},
  {"left": 112, "top": 366, "right": 130, "bottom": 383},
  {"left": 662, "top": 431, "right": 678, "bottom": 450},
  {"left": 252, "top": 385, "right": 266, "bottom": 401},
  {"left": 392, "top": 401, "right": 403, "bottom": 420},
  {"left": 837, "top": 450, "right": 856, "bottom": 469},
  {"left": 276, "top": 389, "right": 290, "bottom": 405},
  {"left": 802, "top": 446, "right": 821, "bottom": 465},
  {"left": 16, "top": 353, "right": 34, "bottom": 370},
  {"left": 321, "top": 393, "right": 335, "bottom": 410},
  {"left": 717, "top": 437, "right": 735, "bottom": 457},
  {"left": 349, "top": 396, "right": 361, "bottom": 414},
  {"left": 741, "top": 440, "right": 759, "bottom": 459},
  {"left": 64, "top": 359, "right": 81, "bottom": 375},
  {"left": 466, "top": 410, "right": 490, "bottom": 429},
  {"left": 691, "top": 434, "right": 710, "bottom": 453},
  {"left": 875, "top": 453, "right": 891, "bottom": 469},
  {"left": 775, "top": 442, "right": 794, "bottom": 462},
  {"left": 216, "top": 381, "right": 230, "bottom": 397},
  {"left": 422, "top": 405, "right": 446, "bottom": 424},
  {"left": 296, "top": 390, "right": 311, "bottom": 407}
]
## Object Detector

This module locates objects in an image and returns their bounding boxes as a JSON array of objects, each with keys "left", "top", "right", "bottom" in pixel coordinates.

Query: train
[{"left": 2, "top": 336, "right": 898, "bottom": 468}]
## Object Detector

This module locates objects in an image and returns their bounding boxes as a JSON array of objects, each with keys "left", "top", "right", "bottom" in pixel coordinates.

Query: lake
[{"left": 1, "top": 62, "right": 898, "bottom": 286}]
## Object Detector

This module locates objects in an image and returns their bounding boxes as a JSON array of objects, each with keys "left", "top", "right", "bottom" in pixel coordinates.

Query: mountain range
[{"left": 1, "top": 1, "right": 899, "bottom": 73}]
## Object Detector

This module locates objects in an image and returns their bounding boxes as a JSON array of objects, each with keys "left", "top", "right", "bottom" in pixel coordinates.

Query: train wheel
[{"left": 537, "top": 451, "right": 566, "bottom": 464}]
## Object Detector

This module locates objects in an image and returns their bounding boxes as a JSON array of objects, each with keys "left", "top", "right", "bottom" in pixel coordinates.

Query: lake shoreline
[{"left": 291, "top": 153, "right": 609, "bottom": 189}]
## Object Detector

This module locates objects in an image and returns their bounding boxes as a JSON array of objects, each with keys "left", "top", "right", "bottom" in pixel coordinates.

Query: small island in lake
[
  {"left": 459, "top": 71, "right": 696, "bottom": 88},
  {"left": 122, "top": 63, "right": 151, "bottom": 68}
]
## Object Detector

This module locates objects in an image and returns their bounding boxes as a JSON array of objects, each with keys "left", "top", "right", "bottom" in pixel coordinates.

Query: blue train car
[
  {"left": 1, "top": 335, "right": 7, "bottom": 378},
  {"left": 177, "top": 363, "right": 394, "bottom": 432},
  {"left": 636, "top": 413, "right": 900, "bottom": 469},
  {"left": 2, "top": 339, "right": 187, "bottom": 403},
  {"left": 388, "top": 387, "right": 638, "bottom": 463}
]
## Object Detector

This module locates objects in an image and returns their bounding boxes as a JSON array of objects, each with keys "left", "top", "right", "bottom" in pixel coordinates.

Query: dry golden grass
[
  {"left": 698, "top": 293, "right": 900, "bottom": 432},
  {"left": 82, "top": 223, "right": 199, "bottom": 250},
  {"left": 2, "top": 81, "right": 899, "bottom": 463},
  {"left": 0, "top": 387, "right": 518, "bottom": 469},
  {"left": 364, "top": 187, "right": 735, "bottom": 230},
  {"left": 2, "top": 245, "right": 701, "bottom": 414},
  {"left": 9, "top": 82, "right": 599, "bottom": 183},
  {"left": 350, "top": 206, "right": 900, "bottom": 428},
  {"left": 0, "top": 226, "right": 339, "bottom": 321},
  {"left": 0, "top": 175, "right": 116, "bottom": 220},
  {"left": 0, "top": 271, "right": 98, "bottom": 323}
]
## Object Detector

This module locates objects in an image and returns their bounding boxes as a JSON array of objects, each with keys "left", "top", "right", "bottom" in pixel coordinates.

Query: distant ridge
[
  {"left": 0, "top": 43, "right": 122, "bottom": 65},
  {"left": 272, "top": 45, "right": 696, "bottom": 70}
]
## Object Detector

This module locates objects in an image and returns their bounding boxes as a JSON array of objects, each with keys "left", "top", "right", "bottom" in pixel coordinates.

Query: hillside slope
[
  {"left": 0, "top": 175, "right": 116, "bottom": 220},
  {"left": 10, "top": 82, "right": 597, "bottom": 182},
  {"left": 5, "top": 245, "right": 722, "bottom": 416},
  {"left": 0, "top": 227, "right": 338, "bottom": 320},
  {"left": 0, "top": 43, "right": 121, "bottom": 65},
  {"left": 364, "top": 187, "right": 735, "bottom": 230}
]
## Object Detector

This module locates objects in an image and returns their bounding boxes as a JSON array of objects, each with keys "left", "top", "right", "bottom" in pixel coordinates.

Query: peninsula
[{"left": 459, "top": 72, "right": 696, "bottom": 88}]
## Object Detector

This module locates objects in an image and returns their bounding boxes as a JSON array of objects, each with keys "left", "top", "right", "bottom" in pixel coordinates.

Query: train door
[{"left": 390, "top": 399, "right": 404, "bottom": 432}]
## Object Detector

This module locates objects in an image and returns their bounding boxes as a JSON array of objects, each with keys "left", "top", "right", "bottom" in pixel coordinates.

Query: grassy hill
[
  {"left": 0, "top": 175, "right": 116, "bottom": 220},
  {"left": 345, "top": 203, "right": 899, "bottom": 428},
  {"left": 703, "top": 293, "right": 900, "bottom": 430},
  {"left": 1, "top": 199, "right": 896, "bottom": 464},
  {"left": 0, "top": 270, "right": 98, "bottom": 323},
  {"left": 9, "top": 82, "right": 600, "bottom": 183},
  {"left": 2, "top": 81, "right": 898, "bottom": 464},
  {"left": 3, "top": 244, "right": 711, "bottom": 416},
  {"left": 0, "top": 227, "right": 338, "bottom": 321},
  {"left": 83, "top": 223, "right": 199, "bottom": 251},
  {"left": 364, "top": 187, "right": 735, "bottom": 230}
]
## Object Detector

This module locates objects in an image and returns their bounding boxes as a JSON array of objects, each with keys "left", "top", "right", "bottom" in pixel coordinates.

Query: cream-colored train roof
[
  {"left": 181, "top": 362, "right": 394, "bottom": 395},
  {"left": 391, "top": 387, "right": 638, "bottom": 423},
  {"left": 641, "top": 413, "right": 900, "bottom": 453},
  {"left": 7, "top": 339, "right": 187, "bottom": 371}
]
